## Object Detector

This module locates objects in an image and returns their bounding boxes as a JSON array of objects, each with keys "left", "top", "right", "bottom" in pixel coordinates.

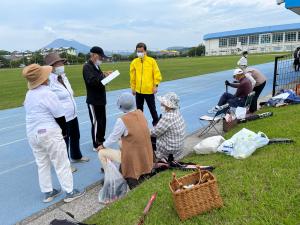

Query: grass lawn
[
  {"left": 0, "top": 54, "right": 278, "bottom": 110},
  {"left": 86, "top": 105, "right": 300, "bottom": 225}
]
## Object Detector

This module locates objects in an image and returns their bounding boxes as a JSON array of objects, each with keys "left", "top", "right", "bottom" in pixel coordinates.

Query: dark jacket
[
  {"left": 228, "top": 77, "right": 252, "bottom": 98},
  {"left": 82, "top": 60, "right": 106, "bottom": 105}
]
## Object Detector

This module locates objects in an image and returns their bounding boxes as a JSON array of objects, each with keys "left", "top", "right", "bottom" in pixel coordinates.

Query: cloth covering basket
[{"left": 169, "top": 168, "right": 223, "bottom": 220}]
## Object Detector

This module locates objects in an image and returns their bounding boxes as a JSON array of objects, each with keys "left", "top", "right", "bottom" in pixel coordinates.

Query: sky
[{"left": 0, "top": 0, "right": 299, "bottom": 51}]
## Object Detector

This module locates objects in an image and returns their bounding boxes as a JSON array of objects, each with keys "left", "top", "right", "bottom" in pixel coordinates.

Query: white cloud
[
  {"left": 0, "top": 0, "right": 299, "bottom": 51},
  {"left": 43, "top": 26, "right": 56, "bottom": 34}
]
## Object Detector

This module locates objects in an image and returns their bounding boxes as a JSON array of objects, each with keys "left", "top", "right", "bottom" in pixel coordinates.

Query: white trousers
[
  {"left": 98, "top": 148, "right": 121, "bottom": 170},
  {"left": 28, "top": 128, "right": 73, "bottom": 193}
]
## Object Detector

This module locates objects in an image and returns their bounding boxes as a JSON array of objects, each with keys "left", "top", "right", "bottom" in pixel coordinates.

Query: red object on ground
[{"left": 137, "top": 192, "right": 158, "bottom": 225}]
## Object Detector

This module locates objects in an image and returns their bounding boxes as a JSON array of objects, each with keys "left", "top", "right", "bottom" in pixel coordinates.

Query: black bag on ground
[{"left": 50, "top": 219, "right": 95, "bottom": 225}]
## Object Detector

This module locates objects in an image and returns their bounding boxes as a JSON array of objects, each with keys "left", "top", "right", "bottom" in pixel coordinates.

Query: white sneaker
[{"left": 208, "top": 106, "right": 220, "bottom": 114}]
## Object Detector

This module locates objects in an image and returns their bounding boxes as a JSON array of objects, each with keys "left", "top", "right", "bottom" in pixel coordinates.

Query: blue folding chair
[{"left": 198, "top": 103, "right": 230, "bottom": 137}]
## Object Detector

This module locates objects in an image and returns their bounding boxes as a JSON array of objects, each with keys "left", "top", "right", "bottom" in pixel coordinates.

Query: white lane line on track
[
  {"left": 0, "top": 111, "right": 123, "bottom": 148},
  {"left": 0, "top": 141, "right": 92, "bottom": 176}
]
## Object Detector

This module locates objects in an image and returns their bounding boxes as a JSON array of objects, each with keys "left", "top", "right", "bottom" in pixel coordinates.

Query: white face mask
[
  {"left": 96, "top": 60, "right": 102, "bottom": 66},
  {"left": 137, "top": 52, "right": 145, "bottom": 58},
  {"left": 54, "top": 66, "right": 65, "bottom": 75}
]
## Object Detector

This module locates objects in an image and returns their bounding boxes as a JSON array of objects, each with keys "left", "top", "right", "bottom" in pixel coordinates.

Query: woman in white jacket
[{"left": 44, "top": 53, "right": 89, "bottom": 172}]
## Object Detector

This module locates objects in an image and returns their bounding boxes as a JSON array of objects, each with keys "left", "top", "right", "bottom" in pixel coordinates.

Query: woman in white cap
[
  {"left": 22, "top": 64, "right": 85, "bottom": 203},
  {"left": 151, "top": 92, "right": 186, "bottom": 160},
  {"left": 97, "top": 92, "right": 153, "bottom": 189},
  {"left": 44, "top": 53, "right": 89, "bottom": 173}
]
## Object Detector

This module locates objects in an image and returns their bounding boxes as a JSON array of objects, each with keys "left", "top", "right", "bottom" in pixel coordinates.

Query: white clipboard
[{"left": 101, "top": 70, "right": 120, "bottom": 85}]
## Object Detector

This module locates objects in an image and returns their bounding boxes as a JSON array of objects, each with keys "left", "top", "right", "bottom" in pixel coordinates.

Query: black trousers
[
  {"left": 250, "top": 81, "right": 266, "bottom": 113},
  {"left": 217, "top": 92, "right": 245, "bottom": 108},
  {"left": 136, "top": 93, "right": 159, "bottom": 125},
  {"left": 64, "top": 117, "right": 82, "bottom": 160},
  {"left": 87, "top": 104, "right": 106, "bottom": 148}
]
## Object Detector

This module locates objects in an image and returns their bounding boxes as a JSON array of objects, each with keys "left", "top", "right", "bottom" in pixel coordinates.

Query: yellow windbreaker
[{"left": 130, "top": 55, "right": 162, "bottom": 94}]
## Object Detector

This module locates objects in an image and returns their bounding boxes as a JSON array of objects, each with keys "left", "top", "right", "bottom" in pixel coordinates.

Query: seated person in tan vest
[{"left": 97, "top": 92, "right": 153, "bottom": 189}]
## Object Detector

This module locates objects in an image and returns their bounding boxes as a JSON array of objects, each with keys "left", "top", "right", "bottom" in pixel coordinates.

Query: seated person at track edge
[
  {"left": 151, "top": 92, "right": 185, "bottom": 161},
  {"left": 97, "top": 92, "right": 153, "bottom": 189},
  {"left": 209, "top": 68, "right": 252, "bottom": 113}
]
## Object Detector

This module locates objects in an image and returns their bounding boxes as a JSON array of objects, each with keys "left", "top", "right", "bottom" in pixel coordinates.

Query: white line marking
[
  {"left": 0, "top": 123, "right": 26, "bottom": 131},
  {"left": 0, "top": 141, "right": 92, "bottom": 176},
  {"left": 0, "top": 138, "right": 27, "bottom": 148}
]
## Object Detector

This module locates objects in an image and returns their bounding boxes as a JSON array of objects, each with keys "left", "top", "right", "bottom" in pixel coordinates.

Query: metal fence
[{"left": 273, "top": 54, "right": 300, "bottom": 96}]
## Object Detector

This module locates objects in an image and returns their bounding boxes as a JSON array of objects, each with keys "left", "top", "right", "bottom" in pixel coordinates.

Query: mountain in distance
[
  {"left": 43, "top": 38, "right": 91, "bottom": 54},
  {"left": 166, "top": 46, "right": 192, "bottom": 51}
]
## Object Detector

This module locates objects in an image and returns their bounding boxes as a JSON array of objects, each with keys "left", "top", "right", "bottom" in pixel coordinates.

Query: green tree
[{"left": 187, "top": 44, "right": 205, "bottom": 57}]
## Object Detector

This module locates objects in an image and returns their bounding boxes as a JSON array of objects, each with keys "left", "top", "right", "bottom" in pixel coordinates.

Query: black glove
[{"left": 225, "top": 80, "right": 230, "bottom": 86}]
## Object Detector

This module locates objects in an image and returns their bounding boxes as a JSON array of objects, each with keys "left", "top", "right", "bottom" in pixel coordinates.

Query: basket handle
[
  {"left": 196, "top": 166, "right": 203, "bottom": 185},
  {"left": 172, "top": 172, "right": 183, "bottom": 189},
  {"left": 196, "top": 166, "right": 210, "bottom": 185}
]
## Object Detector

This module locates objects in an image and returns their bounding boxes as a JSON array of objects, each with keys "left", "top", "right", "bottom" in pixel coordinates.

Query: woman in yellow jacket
[{"left": 130, "top": 42, "right": 162, "bottom": 125}]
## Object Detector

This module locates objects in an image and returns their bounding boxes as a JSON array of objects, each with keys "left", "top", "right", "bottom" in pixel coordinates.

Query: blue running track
[{"left": 0, "top": 62, "right": 274, "bottom": 225}]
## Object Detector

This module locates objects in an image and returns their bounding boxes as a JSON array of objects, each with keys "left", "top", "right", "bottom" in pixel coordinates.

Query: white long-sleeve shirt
[{"left": 49, "top": 73, "right": 77, "bottom": 122}]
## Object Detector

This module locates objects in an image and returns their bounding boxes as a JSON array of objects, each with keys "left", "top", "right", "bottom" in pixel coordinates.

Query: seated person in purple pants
[{"left": 209, "top": 69, "right": 252, "bottom": 113}]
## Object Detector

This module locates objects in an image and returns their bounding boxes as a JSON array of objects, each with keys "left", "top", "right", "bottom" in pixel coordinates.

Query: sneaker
[
  {"left": 72, "top": 156, "right": 90, "bottom": 163},
  {"left": 208, "top": 106, "right": 220, "bottom": 114},
  {"left": 71, "top": 165, "right": 77, "bottom": 173},
  {"left": 64, "top": 189, "right": 86, "bottom": 203},
  {"left": 43, "top": 188, "right": 61, "bottom": 203}
]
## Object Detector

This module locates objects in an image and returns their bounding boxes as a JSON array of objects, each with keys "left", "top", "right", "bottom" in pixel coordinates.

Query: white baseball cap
[{"left": 233, "top": 68, "right": 244, "bottom": 76}]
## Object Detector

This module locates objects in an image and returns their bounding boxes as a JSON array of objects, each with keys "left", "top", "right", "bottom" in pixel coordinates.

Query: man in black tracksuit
[{"left": 83, "top": 46, "right": 111, "bottom": 150}]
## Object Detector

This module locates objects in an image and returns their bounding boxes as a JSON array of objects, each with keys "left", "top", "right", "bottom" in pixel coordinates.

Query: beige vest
[{"left": 121, "top": 110, "right": 153, "bottom": 179}]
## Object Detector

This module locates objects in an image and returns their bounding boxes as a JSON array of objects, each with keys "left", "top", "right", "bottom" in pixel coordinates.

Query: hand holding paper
[{"left": 101, "top": 70, "right": 120, "bottom": 85}]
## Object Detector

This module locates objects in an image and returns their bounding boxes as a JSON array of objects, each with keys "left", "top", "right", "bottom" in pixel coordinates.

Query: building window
[
  {"left": 238, "top": 36, "right": 248, "bottom": 46},
  {"left": 249, "top": 35, "right": 259, "bottom": 45},
  {"left": 285, "top": 31, "right": 297, "bottom": 42},
  {"left": 228, "top": 37, "right": 237, "bottom": 47},
  {"left": 219, "top": 38, "right": 228, "bottom": 47},
  {"left": 260, "top": 34, "right": 271, "bottom": 44},
  {"left": 272, "top": 33, "right": 284, "bottom": 43}
]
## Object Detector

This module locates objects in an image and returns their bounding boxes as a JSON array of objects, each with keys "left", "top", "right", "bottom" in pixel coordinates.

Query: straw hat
[
  {"left": 157, "top": 92, "right": 180, "bottom": 109},
  {"left": 44, "top": 52, "right": 66, "bottom": 66},
  {"left": 22, "top": 64, "right": 52, "bottom": 90}
]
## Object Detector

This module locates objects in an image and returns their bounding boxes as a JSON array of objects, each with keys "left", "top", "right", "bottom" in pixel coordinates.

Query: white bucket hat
[{"left": 157, "top": 92, "right": 180, "bottom": 109}]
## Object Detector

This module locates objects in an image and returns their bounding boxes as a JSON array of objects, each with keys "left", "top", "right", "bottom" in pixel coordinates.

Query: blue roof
[{"left": 203, "top": 23, "right": 300, "bottom": 40}]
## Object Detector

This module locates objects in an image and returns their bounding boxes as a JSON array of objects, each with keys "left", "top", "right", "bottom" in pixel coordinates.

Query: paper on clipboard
[{"left": 101, "top": 70, "right": 120, "bottom": 85}]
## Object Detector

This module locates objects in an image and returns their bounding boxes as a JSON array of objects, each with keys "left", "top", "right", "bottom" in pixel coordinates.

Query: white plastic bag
[
  {"left": 217, "top": 128, "right": 269, "bottom": 159},
  {"left": 98, "top": 159, "right": 128, "bottom": 204},
  {"left": 194, "top": 135, "right": 225, "bottom": 154},
  {"left": 235, "top": 107, "right": 247, "bottom": 119}
]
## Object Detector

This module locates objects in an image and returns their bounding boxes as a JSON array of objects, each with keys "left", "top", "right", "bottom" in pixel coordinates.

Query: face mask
[
  {"left": 54, "top": 66, "right": 65, "bottom": 75},
  {"left": 96, "top": 60, "right": 102, "bottom": 66},
  {"left": 137, "top": 52, "right": 145, "bottom": 58}
]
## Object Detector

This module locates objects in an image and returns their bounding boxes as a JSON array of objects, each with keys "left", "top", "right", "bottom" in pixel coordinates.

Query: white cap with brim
[{"left": 233, "top": 68, "right": 244, "bottom": 76}]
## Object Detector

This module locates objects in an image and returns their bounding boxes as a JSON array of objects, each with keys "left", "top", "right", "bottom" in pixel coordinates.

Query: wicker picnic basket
[{"left": 169, "top": 168, "right": 223, "bottom": 220}]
